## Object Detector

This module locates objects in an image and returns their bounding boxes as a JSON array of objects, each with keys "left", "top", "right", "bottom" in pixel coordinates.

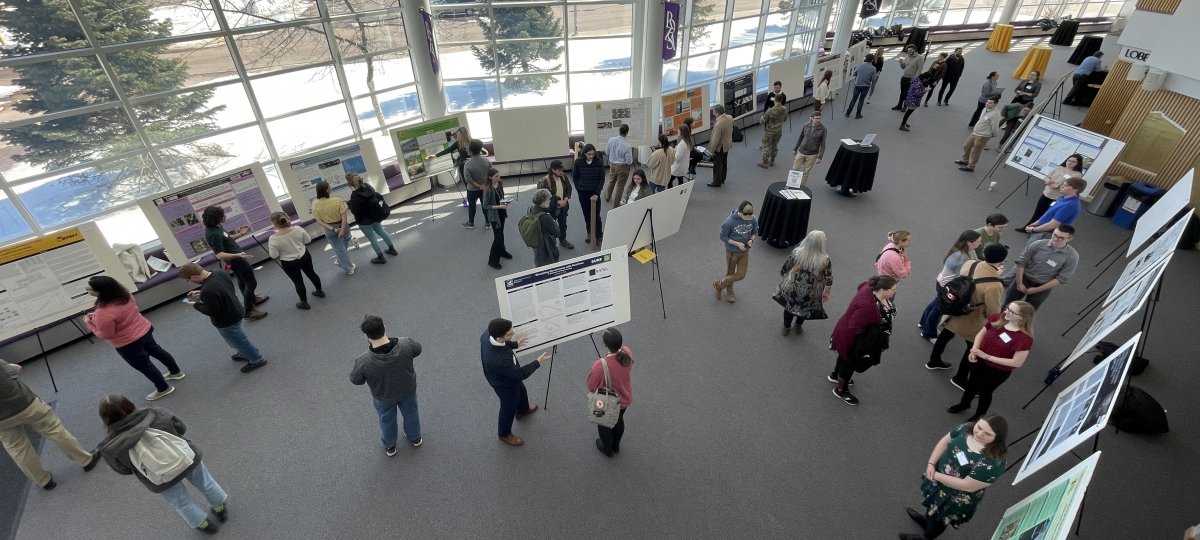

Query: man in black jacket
[
  {"left": 351, "top": 315, "right": 423, "bottom": 457},
  {"left": 937, "top": 47, "right": 965, "bottom": 106},
  {"left": 180, "top": 263, "right": 267, "bottom": 374},
  {"left": 480, "top": 318, "right": 551, "bottom": 446}
]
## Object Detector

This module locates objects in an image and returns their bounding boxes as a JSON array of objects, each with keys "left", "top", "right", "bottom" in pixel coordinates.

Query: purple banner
[
  {"left": 420, "top": 9, "right": 439, "bottom": 75},
  {"left": 662, "top": 2, "right": 680, "bottom": 61}
]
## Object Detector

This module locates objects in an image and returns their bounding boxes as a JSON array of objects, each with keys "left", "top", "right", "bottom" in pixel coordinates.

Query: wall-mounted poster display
[
  {"left": 722, "top": 72, "right": 756, "bottom": 119},
  {"left": 0, "top": 223, "right": 132, "bottom": 341},
  {"left": 280, "top": 141, "right": 385, "bottom": 221},
  {"left": 661, "top": 85, "right": 709, "bottom": 138},
  {"left": 583, "top": 97, "right": 653, "bottom": 147},
  {"left": 139, "top": 164, "right": 283, "bottom": 266},
  {"left": 390, "top": 115, "right": 465, "bottom": 182}
]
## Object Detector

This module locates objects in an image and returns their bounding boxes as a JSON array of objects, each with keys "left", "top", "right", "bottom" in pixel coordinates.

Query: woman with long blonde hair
[{"left": 772, "top": 230, "right": 832, "bottom": 335}]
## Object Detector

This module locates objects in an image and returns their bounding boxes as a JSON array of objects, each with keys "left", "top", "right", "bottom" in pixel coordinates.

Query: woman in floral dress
[
  {"left": 901, "top": 415, "right": 1009, "bottom": 539},
  {"left": 772, "top": 230, "right": 832, "bottom": 335}
]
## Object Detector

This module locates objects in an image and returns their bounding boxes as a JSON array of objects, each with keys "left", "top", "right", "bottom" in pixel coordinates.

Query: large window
[
  {"left": 0, "top": 0, "right": 419, "bottom": 245},
  {"left": 833, "top": 0, "right": 1124, "bottom": 32}
]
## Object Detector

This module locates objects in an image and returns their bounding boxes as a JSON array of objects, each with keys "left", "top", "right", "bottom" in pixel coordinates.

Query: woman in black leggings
[
  {"left": 947, "top": 302, "right": 1035, "bottom": 422},
  {"left": 266, "top": 212, "right": 324, "bottom": 310}
]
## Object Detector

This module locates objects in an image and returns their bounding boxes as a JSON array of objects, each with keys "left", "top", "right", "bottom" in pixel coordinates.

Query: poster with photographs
[
  {"left": 1063, "top": 257, "right": 1168, "bottom": 370},
  {"left": 583, "top": 97, "right": 653, "bottom": 147},
  {"left": 1014, "top": 334, "right": 1138, "bottom": 485},
  {"left": 991, "top": 453, "right": 1101, "bottom": 540},
  {"left": 661, "top": 85, "right": 709, "bottom": 138},
  {"left": 1106, "top": 208, "right": 1192, "bottom": 306},
  {"left": 722, "top": 72, "right": 756, "bottom": 119},
  {"left": 279, "top": 141, "right": 385, "bottom": 222}
]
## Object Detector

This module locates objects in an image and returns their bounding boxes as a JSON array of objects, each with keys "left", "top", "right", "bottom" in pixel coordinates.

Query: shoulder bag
[{"left": 586, "top": 356, "right": 621, "bottom": 428}]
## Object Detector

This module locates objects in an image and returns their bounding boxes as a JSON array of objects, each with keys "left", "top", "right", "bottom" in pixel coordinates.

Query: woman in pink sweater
[
  {"left": 84, "top": 276, "right": 183, "bottom": 401},
  {"left": 875, "top": 230, "right": 913, "bottom": 281},
  {"left": 586, "top": 327, "right": 634, "bottom": 457}
]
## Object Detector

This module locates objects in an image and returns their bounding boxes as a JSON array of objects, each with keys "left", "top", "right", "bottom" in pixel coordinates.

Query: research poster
[
  {"left": 722, "top": 72, "right": 756, "bottom": 119},
  {"left": 1128, "top": 169, "right": 1192, "bottom": 255},
  {"left": 1106, "top": 208, "right": 1192, "bottom": 306},
  {"left": 1015, "top": 334, "right": 1138, "bottom": 485},
  {"left": 280, "top": 141, "right": 383, "bottom": 221},
  {"left": 1064, "top": 256, "right": 1168, "bottom": 370},
  {"left": 139, "top": 164, "right": 282, "bottom": 266},
  {"left": 583, "top": 97, "right": 653, "bottom": 147},
  {"left": 0, "top": 223, "right": 132, "bottom": 341},
  {"left": 814, "top": 53, "right": 843, "bottom": 91},
  {"left": 991, "top": 453, "right": 1101, "bottom": 540},
  {"left": 390, "top": 115, "right": 463, "bottom": 182},
  {"left": 661, "top": 85, "right": 708, "bottom": 137},
  {"left": 495, "top": 246, "right": 631, "bottom": 355},
  {"left": 1006, "top": 115, "right": 1124, "bottom": 186}
]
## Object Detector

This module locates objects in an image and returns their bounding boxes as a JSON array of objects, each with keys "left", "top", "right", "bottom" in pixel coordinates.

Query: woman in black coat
[{"left": 573, "top": 143, "right": 607, "bottom": 244}]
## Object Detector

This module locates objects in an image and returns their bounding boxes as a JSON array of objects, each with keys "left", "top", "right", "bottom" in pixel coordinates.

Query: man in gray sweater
[{"left": 350, "top": 315, "right": 423, "bottom": 457}]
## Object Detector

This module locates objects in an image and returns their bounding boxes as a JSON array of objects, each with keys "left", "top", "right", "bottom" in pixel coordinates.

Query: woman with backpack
[
  {"left": 523, "top": 188, "right": 560, "bottom": 267},
  {"left": 96, "top": 394, "right": 229, "bottom": 534},
  {"left": 266, "top": 212, "right": 324, "bottom": 310},
  {"left": 772, "top": 230, "right": 832, "bottom": 335},
  {"left": 483, "top": 168, "right": 512, "bottom": 269},
  {"left": 875, "top": 230, "right": 912, "bottom": 284},
  {"left": 345, "top": 172, "right": 398, "bottom": 265},
  {"left": 586, "top": 327, "right": 634, "bottom": 457},
  {"left": 946, "top": 302, "right": 1035, "bottom": 422},
  {"left": 84, "top": 275, "right": 184, "bottom": 401},
  {"left": 918, "top": 230, "right": 982, "bottom": 341},
  {"left": 926, "top": 245, "right": 1007, "bottom": 377}
]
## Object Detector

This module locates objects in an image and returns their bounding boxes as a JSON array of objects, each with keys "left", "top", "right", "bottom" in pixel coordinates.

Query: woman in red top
[
  {"left": 829, "top": 275, "right": 898, "bottom": 406},
  {"left": 83, "top": 276, "right": 184, "bottom": 401},
  {"left": 586, "top": 327, "right": 634, "bottom": 457},
  {"left": 947, "top": 301, "right": 1035, "bottom": 421}
]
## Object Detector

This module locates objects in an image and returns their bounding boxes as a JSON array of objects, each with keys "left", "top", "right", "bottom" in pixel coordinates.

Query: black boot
[{"left": 923, "top": 518, "right": 947, "bottom": 539}]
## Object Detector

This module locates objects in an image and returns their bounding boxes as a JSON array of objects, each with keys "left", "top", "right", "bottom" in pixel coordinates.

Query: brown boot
[
  {"left": 725, "top": 284, "right": 736, "bottom": 303},
  {"left": 500, "top": 434, "right": 524, "bottom": 446},
  {"left": 712, "top": 281, "right": 724, "bottom": 300}
]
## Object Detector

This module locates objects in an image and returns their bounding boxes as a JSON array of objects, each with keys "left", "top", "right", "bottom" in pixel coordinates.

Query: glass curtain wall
[
  {"left": 0, "top": 0, "right": 419, "bottom": 245},
  {"left": 662, "top": 0, "right": 831, "bottom": 101},
  {"left": 831, "top": 0, "right": 1124, "bottom": 33},
  {"left": 429, "top": 0, "right": 634, "bottom": 137}
]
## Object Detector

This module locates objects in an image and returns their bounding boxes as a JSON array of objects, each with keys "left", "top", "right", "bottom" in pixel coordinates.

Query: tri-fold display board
[
  {"left": 279, "top": 141, "right": 386, "bottom": 222},
  {"left": 0, "top": 223, "right": 132, "bottom": 341},
  {"left": 139, "top": 164, "right": 283, "bottom": 266}
]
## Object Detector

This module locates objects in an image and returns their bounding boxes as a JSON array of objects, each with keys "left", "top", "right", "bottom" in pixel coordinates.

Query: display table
[
  {"left": 759, "top": 183, "right": 812, "bottom": 248},
  {"left": 986, "top": 24, "right": 1014, "bottom": 52},
  {"left": 1012, "top": 45, "right": 1052, "bottom": 80},
  {"left": 1050, "top": 19, "right": 1080, "bottom": 46},
  {"left": 824, "top": 141, "right": 879, "bottom": 197},
  {"left": 1068, "top": 35, "right": 1103, "bottom": 65}
]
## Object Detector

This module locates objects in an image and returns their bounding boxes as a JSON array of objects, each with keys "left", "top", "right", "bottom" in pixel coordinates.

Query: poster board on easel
[
  {"left": 0, "top": 223, "right": 133, "bottom": 342},
  {"left": 990, "top": 452, "right": 1102, "bottom": 540},
  {"left": 1128, "top": 169, "right": 1192, "bottom": 255},
  {"left": 389, "top": 114, "right": 466, "bottom": 183},
  {"left": 1005, "top": 115, "right": 1124, "bottom": 188},
  {"left": 489, "top": 105, "right": 570, "bottom": 162},
  {"left": 768, "top": 55, "right": 811, "bottom": 104},
  {"left": 601, "top": 182, "right": 694, "bottom": 253}
]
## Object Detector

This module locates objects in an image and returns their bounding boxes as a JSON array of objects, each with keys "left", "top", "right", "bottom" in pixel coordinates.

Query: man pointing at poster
[{"left": 481, "top": 318, "right": 550, "bottom": 447}]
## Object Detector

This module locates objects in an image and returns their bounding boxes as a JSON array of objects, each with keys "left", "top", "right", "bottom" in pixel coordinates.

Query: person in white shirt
[
  {"left": 266, "top": 212, "right": 324, "bottom": 310},
  {"left": 622, "top": 169, "right": 653, "bottom": 205},
  {"left": 669, "top": 123, "right": 693, "bottom": 187}
]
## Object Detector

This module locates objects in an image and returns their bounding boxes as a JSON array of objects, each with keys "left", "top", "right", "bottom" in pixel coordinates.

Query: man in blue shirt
[
  {"left": 603, "top": 125, "right": 634, "bottom": 208},
  {"left": 1024, "top": 177, "right": 1086, "bottom": 239},
  {"left": 1064, "top": 51, "right": 1103, "bottom": 105},
  {"left": 845, "top": 53, "right": 877, "bottom": 119}
]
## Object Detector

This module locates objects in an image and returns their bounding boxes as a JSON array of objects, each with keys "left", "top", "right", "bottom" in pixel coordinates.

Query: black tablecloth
[
  {"left": 1050, "top": 20, "right": 1080, "bottom": 46},
  {"left": 1078, "top": 70, "right": 1108, "bottom": 106},
  {"left": 825, "top": 142, "right": 879, "bottom": 195},
  {"left": 905, "top": 28, "right": 930, "bottom": 53},
  {"left": 1068, "top": 35, "right": 1103, "bottom": 65},
  {"left": 759, "top": 182, "right": 812, "bottom": 248}
]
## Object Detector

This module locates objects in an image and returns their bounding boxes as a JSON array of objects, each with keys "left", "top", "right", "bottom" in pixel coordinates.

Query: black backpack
[
  {"left": 939, "top": 261, "right": 1002, "bottom": 316},
  {"left": 731, "top": 125, "right": 744, "bottom": 142},
  {"left": 1111, "top": 386, "right": 1169, "bottom": 434}
]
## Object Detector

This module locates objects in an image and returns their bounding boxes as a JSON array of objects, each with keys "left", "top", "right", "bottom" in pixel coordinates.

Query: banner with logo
[{"left": 663, "top": 2, "right": 680, "bottom": 61}]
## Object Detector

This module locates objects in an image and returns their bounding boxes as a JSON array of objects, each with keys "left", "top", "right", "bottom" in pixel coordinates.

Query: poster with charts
[
  {"left": 1106, "top": 208, "right": 1192, "bottom": 306},
  {"left": 990, "top": 453, "right": 1101, "bottom": 540},
  {"left": 390, "top": 115, "right": 464, "bottom": 183},
  {"left": 139, "top": 164, "right": 282, "bottom": 266},
  {"left": 0, "top": 223, "right": 132, "bottom": 341},
  {"left": 1006, "top": 115, "right": 1124, "bottom": 186},
  {"left": 494, "top": 246, "right": 631, "bottom": 355},
  {"left": 583, "top": 97, "right": 653, "bottom": 147},
  {"left": 280, "top": 141, "right": 384, "bottom": 222},
  {"left": 661, "top": 85, "right": 709, "bottom": 138},
  {"left": 1014, "top": 334, "right": 1137, "bottom": 485},
  {"left": 1063, "top": 256, "right": 1168, "bottom": 370}
]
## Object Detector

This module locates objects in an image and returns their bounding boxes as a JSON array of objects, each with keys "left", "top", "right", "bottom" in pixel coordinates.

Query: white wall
[{"left": 1116, "top": 3, "right": 1200, "bottom": 98}]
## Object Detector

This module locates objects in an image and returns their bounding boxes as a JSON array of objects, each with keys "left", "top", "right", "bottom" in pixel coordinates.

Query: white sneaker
[
  {"left": 162, "top": 372, "right": 186, "bottom": 381},
  {"left": 146, "top": 386, "right": 175, "bottom": 401},
  {"left": 346, "top": 264, "right": 356, "bottom": 275}
]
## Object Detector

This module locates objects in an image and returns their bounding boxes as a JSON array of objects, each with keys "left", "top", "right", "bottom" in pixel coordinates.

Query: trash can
[
  {"left": 1112, "top": 182, "right": 1167, "bottom": 230},
  {"left": 1087, "top": 176, "right": 1128, "bottom": 217}
]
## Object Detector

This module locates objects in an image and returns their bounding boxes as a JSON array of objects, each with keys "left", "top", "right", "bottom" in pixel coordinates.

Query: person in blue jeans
[
  {"left": 350, "top": 315, "right": 424, "bottom": 456},
  {"left": 845, "top": 53, "right": 877, "bottom": 119},
  {"left": 345, "top": 172, "right": 398, "bottom": 265},
  {"left": 919, "top": 230, "right": 982, "bottom": 341},
  {"left": 180, "top": 263, "right": 268, "bottom": 374},
  {"left": 97, "top": 394, "right": 229, "bottom": 534}
]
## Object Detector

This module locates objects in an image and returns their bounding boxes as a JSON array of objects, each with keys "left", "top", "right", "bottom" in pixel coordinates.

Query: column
[
  {"left": 637, "top": 0, "right": 666, "bottom": 101},
  {"left": 402, "top": 0, "right": 448, "bottom": 119},
  {"left": 829, "top": 0, "right": 859, "bottom": 55},
  {"left": 998, "top": 0, "right": 1021, "bottom": 25}
]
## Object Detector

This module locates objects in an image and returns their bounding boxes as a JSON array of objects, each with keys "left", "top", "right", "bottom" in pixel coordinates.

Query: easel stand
[
  {"left": 541, "top": 334, "right": 605, "bottom": 409},
  {"left": 995, "top": 174, "right": 1034, "bottom": 207},
  {"left": 30, "top": 317, "right": 94, "bottom": 392},
  {"left": 630, "top": 208, "right": 668, "bottom": 319},
  {"left": 1084, "top": 236, "right": 1131, "bottom": 288}
]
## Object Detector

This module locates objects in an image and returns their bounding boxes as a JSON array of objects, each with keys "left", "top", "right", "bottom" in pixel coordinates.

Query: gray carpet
[{"left": 9, "top": 36, "right": 1199, "bottom": 539}]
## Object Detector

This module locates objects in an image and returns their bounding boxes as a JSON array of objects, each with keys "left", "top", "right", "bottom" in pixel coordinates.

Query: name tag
[
  {"left": 1047, "top": 259, "right": 1058, "bottom": 267},
  {"left": 955, "top": 450, "right": 969, "bottom": 465},
  {"left": 999, "top": 332, "right": 1012, "bottom": 343}
]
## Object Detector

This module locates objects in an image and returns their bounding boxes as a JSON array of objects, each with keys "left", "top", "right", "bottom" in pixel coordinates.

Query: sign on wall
[
  {"left": 662, "top": 2, "right": 680, "bottom": 61},
  {"left": 723, "top": 72, "right": 756, "bottom": 119}
]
